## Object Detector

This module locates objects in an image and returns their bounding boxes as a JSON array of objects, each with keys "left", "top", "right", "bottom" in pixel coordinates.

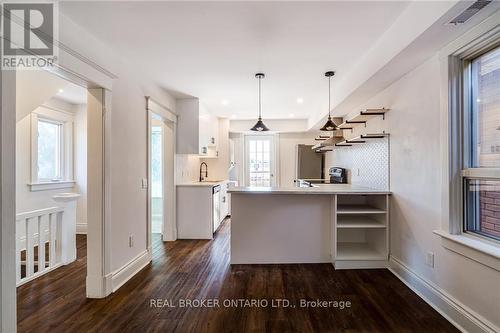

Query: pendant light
[
  {"left": 250, "top": 73, "right": 269, "bottom": 131},
  {"left": 320, "top": 71, "right": 337, "bottom": 131}
]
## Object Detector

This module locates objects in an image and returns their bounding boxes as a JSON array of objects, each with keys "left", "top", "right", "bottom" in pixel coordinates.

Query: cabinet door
[
  {"left": 199, "top": 115, "right": 209, "bottom": 155},
  {"left": 219, "top": 185, "right": 228, "bottom": 221}
]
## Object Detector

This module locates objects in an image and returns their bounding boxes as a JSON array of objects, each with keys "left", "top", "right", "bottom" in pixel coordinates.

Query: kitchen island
[{"left": 228, "top": 184, "right": 390, "bottom": 269}]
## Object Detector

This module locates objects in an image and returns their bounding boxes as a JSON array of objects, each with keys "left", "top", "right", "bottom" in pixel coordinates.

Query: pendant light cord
[
  {"left": 258, "top": 76, "right": 262, "bottom": 119},
  {"left": 328, "top": 75, "right": 331, "bottom": 118}
]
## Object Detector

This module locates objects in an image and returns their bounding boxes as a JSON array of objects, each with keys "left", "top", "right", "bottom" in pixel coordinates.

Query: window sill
[
  {"left": 28, "top": 181, "right": 76, "bottom": 192},
  {"left": 433, "top": 230, "right": 500, "bottom": 272}
]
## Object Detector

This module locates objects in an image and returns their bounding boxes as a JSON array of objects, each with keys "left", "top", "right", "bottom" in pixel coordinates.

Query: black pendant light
[
  {"left": 250, "top": 73, "right": 269, "bottom": 131},
  {"left": 320, "top": 71, "right": 337, "bottom": 131}
]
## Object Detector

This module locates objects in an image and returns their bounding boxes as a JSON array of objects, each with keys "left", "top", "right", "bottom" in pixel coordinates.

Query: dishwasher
[{"left": 212, "top": 185, "right": 221, "bottom": 233}]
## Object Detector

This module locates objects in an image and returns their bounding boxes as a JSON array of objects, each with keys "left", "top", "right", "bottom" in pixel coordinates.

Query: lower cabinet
[
  {"left": 177, "top": 181, "right": 231, "bottom": 239},
  {"left": 334, "top": 194, "right": 390, "bottom": 269}
]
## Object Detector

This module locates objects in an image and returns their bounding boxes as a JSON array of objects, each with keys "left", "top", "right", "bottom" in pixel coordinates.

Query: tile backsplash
[{"left": 326, "top": 137, "right": 389, "bottom": 190}]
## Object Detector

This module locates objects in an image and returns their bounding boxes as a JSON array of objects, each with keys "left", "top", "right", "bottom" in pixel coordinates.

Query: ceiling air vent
[{"left": 448, "top": 0, "right": 492, "bottom": 25}]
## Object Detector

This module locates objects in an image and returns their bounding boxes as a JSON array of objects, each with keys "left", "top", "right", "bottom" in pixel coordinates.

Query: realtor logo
[{"left": 1, "top": 2, "right": 58, "bottom": 69}]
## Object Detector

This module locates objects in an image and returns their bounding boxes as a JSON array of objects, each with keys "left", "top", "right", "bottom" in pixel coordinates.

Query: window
[
  {"left": 462, "top": 45, "right": 500, "bottom": 241},
  {"left": 37, "top": 118, "right": 63, "bottom": 181},
  {"left": 30, "top": 108, "right": 74, "bottom": 191}
]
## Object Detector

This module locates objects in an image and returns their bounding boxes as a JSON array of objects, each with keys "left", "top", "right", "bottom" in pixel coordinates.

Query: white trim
[
  {"left": 389, "top": 256, "right": 499, "bottom": 333},
  {"left": 16, "top": 263, "right": 64, "bottom": 287},
  {"left": 110, "top": 250, "right": 151, "bottom": 292},
  {"left": 434, "top": 230, "right": 500, "bottom": 271},
  {"left": 76, "top": 223, "right": 87, "bottom": 234},
  {"left": 28, "top": 180, "right": 75, "bottom": 192},
  {"left": 30, "top": 108, "right": 75, "bottom": 186}
]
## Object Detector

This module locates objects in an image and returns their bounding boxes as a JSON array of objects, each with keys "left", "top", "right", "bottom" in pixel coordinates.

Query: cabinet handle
[{"left": 222, "top": 196, "right": 226, "bottom": 203}]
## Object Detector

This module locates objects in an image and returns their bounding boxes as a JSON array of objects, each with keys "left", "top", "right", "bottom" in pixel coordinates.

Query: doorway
[
  {"left": 147, "top": 98, "right": 177, "bottom": 247},
  {"left": 150, "top": 116, "right": 164, "bottom": 235},
  {"left": 244, "top": 135, "right": 277, "bottom": 187}
]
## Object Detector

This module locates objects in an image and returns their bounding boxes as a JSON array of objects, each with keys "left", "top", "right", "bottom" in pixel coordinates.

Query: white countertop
[
  {"left": 227, "top": 184, "right": 390, "bottom": 195},
  {"left": 177, "top": 180, "right": 228, "bottom": 187}
]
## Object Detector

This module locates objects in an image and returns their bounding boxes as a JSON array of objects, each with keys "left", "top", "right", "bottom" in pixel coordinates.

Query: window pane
[
  {"left": 37, "top": 120, "right": 60, "bottom": 180},
  {"left": 246, "top": 137, "right": 273, "bottom": 187},
  {"left": 470, "top": 46, "right": 500, "bottom": 167},
  {"left": 464, "top": 179, "right": 500, "bottom": 240}
]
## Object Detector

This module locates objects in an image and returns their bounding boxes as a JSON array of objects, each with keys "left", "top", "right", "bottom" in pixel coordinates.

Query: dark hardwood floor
[{"left": 17, "top": 219, "right": 458, "bottom": 333}]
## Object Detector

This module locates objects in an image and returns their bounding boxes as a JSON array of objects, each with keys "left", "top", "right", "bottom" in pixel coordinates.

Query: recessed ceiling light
[
  {"left": 289, "top": 113, "right": 295, "bottom": 118},
  {"left": 221, "top": 99, "right": 229, "bottom": 105},
  {"left": 230, "top": 114, "right": 237, "bottom": 119},
  {"left": 58, "top": 89, "right": 64, "bottom": 93},
  {"left": 296, "top": 98, "right": 304, "bottom": 104}
]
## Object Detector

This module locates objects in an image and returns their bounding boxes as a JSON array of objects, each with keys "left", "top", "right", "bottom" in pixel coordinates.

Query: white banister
[{"left": 15, "top": 207, "right": 64, "bottom": 286}]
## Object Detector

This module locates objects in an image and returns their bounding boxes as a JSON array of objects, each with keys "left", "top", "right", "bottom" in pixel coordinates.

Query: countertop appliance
[
  {"left": 296, "top": 144, "right": 324, "bottom": 181},
  {"left": 329, "top": 167, "right": 347, "bottom": 184}
]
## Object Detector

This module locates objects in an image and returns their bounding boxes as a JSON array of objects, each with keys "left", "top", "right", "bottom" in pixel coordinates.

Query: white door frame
[
  {"left": 86, "top": 87, "right": 111, "bottom": 298},
  {"left": 244, "top": 134, "right": 279, "bottom": 187},
  {"left": 146, "top": 97, "right": 177, "bottom": 249},
  {"left": 1, "top": 64, "right": 17, "bottom": 333}
]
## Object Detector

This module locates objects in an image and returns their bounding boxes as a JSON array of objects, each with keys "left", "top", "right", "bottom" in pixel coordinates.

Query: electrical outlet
[
  {"left": 141, "top": 178, "right": 148, "bottom": 189},
  {"left": 129, "top": 234, "right": 134, "bottom": 248},
  {"left": 426, "top": 252, "right": 434, "bottom": 268}
]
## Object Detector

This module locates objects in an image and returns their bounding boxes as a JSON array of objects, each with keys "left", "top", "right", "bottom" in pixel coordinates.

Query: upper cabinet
[{"left": 176, "top": 98, "right": 218, "bottom": 157}]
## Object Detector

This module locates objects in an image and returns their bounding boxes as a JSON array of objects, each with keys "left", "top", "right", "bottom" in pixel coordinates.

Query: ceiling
[
  {"left": 55, "top": 82, "right": 87, "bottom": 105},
  {"left": 60, "top": 1, "right": 409, "bottom": 119}
]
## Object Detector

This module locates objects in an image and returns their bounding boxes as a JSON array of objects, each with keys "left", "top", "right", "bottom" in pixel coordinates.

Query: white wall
[
  {"left": 229, "top": 118, "right": 309, "bottom": 133},
  {"left": 338, "top": 55, "right": 499, "bottom": 330},
  {"left": 16, "top": 98, "right": 83, "bottom": 213},
  {"left": 58, "top": 12, "right": 177, "bottom": 276}
]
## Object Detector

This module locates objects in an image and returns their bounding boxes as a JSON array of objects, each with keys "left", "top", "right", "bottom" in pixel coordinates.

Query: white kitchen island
[{"left": 228, "top": 185, "right": 391, "bottom": 269}]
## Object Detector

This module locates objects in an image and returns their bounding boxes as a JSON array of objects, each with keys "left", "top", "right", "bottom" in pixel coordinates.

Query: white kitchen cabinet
[
  {"left": 177, "top": 181, "right": 230, "bottom": 239},
  {"left": 176, "top": 98, "right": 219, "bottom": 156}
]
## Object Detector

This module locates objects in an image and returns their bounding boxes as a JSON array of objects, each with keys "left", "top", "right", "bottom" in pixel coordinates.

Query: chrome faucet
[{"left": 199, "top": 162, "right": 208, "bottom": 182}]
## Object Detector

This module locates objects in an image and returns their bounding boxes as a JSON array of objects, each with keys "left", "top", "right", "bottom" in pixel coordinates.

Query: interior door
[{"left": 245, "top": 135, "right": 276, "bottom": 187}]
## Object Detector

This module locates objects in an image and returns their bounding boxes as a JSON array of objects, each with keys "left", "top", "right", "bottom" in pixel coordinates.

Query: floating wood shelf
[
  {"left": 319, "top": 133, "right": 389, "bottom": 151},
  {"left": 338, "top": 108, "right": 389, "bottom": 132}
]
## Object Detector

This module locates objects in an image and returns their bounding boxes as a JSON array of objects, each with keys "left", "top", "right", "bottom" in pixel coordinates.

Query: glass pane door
[{"left": 245, "top": 135, "right": 275, "bottom": 187}]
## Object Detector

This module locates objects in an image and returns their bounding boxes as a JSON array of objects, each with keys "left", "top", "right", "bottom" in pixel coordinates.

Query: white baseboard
[
  {"left": 389, "top": 256, "right": 499, "bottom": 333},
  {"left": 76, "top": 223, "right": 87, "bottom": 234},
  {"left": 86, "top": 273, "right": 112, "bottom": 299},
  {"left": 111, "top": 250, "right": 151, "bottom": 292}
]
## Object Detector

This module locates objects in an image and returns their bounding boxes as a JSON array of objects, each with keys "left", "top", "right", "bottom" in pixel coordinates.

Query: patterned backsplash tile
[{"left": 328, "top": 137, "right": 389, "bottom": 190}]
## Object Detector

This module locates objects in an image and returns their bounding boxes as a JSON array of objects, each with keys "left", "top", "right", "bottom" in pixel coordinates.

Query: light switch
[{"left": 142, "top": 178, "right": 148, "bottom": 189}]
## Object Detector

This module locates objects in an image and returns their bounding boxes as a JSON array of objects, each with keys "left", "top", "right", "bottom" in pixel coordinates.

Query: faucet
[{"left": 199, "top": 162, "right": 208, "bottom": 182}]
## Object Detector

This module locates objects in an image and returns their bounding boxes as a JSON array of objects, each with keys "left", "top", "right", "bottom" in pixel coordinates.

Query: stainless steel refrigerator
[{"left": 296, "top": 144, "right": 325, "bottom": 180}]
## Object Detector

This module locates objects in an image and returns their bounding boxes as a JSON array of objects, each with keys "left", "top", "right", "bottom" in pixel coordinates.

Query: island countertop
[{"left": 227, "top": 184, "right": 391, "bottom": 195}]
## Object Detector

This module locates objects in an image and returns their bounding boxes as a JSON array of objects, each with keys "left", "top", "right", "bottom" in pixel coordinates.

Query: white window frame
[
  {"left": 461, "top": 43, "right": 500, "bottom": 242},
  {"left": 29, "top": 106, "right": 75, "bottom": 191},
  {"left": 435, "top": 23, "right": 500, "bottom": 271}
]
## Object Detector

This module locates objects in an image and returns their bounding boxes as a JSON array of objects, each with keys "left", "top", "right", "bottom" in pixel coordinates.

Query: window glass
[
  {"left": 470, "top": 47, "right": 500, "bottom": 168},
  {"left": 37, "top": 119, "right": 61, "bottom": 180},
  {"left": 464, "top": 179, "right": 500, "bottom": 240}
]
